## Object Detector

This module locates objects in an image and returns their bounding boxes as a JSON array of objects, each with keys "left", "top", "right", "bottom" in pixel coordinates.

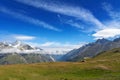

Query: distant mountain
[
  {"left": 40, "top": 48, "right": 69, "bottom": 61},
  {"left": 0, "top": 41, "right": 45, "bottom": 54},
  {"left": 0, "top": 41, "right": 54, "bottom": 64},
  {"left": 61, "top": 38, "right": 120, "bottom": 61},
  {"left": 50, "top": 54, "right": 64, "bottom": 61}
]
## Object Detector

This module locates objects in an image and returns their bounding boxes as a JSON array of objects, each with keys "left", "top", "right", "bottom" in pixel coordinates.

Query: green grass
[
  {"left": 0, "top": 61, "right": 119, "bottom": 80},
  {"left": 0, "top": 48, "right": 120, "bottom": 80}
]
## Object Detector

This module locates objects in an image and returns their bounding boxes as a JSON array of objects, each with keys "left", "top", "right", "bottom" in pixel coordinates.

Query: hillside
[
  {"left": 0, "top": 53, "right": 54, "bottom": 64},
  {"left": 0, "top": 48, "right": 119, "bottom": 80},
  {"left": 89, "top": 48, "right": 120, "bottom": 64}
]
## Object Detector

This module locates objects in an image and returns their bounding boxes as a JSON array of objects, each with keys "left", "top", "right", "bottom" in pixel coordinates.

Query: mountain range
[
  {"left": 61, "top": 37, "right": 120, "bottom": 61},
  {"left": 1, "top": 37, "right": 120, "bottom": 64},
  {"left": 0, "top": 41, "right": 55, "bottom": 64}
]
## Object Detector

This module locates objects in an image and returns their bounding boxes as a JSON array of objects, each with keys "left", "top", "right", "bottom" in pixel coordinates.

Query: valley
[
  {"left": 0, "top": 39, "right": 120, "bottom": 80},
  {"left": 0, "top": 48, "right": 119, "bottom": 80}
]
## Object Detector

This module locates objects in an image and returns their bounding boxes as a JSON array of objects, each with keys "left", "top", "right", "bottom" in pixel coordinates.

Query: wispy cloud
[
  {"left": 15, "top": 0, "right": 105, "bottom": 30},
  {"left": 66, "top": 20, "right": 84, "bottom": 29},
  {"left": 0, "top": 6, "right": 60, "bottom": 31},
  {"left": 102, "top": 2, "right": 120, "bottom": 20},
  {"left": 102, "top": 2, "right": 120, "bottom": 27},
  {"left": 0, "top": 34, "right": 36, "bottom": 41},
  {"left": 92, "top": 2, "right": 120, "bottom": 39},
  {"left": 13, "top": 35, "right": 35, "bottom": 40},
  {"left": 57, "top": 15, "right": 84, "bottom": 29}
]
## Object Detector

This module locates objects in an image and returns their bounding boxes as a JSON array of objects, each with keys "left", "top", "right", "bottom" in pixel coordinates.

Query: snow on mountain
[
  {"left": 0, "top": 41, "right": 46, "bottom": 54},
  {"left": 0, "top": 41, "right": 71, "bottom": 60},
  {"left": 0, "top": 41, "right": 57, "bottom": 63},
  {"left": 12, "top": 40, "right": 22, "bottom": 48}
]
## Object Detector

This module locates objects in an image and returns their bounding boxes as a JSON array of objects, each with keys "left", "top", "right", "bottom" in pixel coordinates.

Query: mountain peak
[
  {"left": 0, "top": 41, "right": 45, "bottom": 54},
  {"left": 113, "top": 37, "right": 120, "bottom": 42},
  {"left": 14, "top": 40, "right": 22, "bottom": 44},
  {"left": 96, "top": 38, "right": 110, "bottom": 44}
]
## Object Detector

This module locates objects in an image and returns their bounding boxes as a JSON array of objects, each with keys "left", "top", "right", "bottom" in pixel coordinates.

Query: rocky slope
[{"left": 61, "top": 38, "right": 120, "bottom": 61}]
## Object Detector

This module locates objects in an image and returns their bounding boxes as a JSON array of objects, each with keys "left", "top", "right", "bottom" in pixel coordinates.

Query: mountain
[
  {"left": 0, "top": 41, "right": 54, "bottom": 64},
  {"left": 0, "top": 41, "right": 45, "bottom": 54},
  {"left": 12, "top": 40, "right": 34, "bottom": 50},
  {"left": 61, "top": 38, "right": 120, "bottom": 61}
]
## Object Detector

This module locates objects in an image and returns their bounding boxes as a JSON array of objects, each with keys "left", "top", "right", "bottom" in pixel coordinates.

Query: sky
[{"left": 0, "top": 0, "right": 120, "bottom": 51}]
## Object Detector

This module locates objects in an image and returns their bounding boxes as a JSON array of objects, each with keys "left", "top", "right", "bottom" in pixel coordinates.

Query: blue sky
[{"left": 0, "top": 0, "right": 120, "bottom": 50}]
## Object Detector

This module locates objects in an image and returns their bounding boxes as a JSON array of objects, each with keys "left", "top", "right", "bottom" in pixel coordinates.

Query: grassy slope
[{"left": 0, "top": 48, "right": 120, "bottom": 80}]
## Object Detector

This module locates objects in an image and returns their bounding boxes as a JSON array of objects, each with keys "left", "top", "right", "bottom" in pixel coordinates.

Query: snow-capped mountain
[
  {"left": 0, "top": 41, "right": 45, "bottom": 54},
  {"left": 0, "top": 41, "right": 55, "bottom": 64}
]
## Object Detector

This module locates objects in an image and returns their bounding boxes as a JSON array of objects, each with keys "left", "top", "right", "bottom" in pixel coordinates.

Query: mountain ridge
[{"left": 61, "top": 38, "right": 120, "bottom": 61}]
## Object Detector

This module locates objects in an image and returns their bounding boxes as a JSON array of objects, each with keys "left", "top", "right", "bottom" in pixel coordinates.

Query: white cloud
[
  {"left": 27, "top": 41, "right": 86, "bottom": 48},
  {"left": 57, "top": 15, "right": 85, "bottom": 30},
  {"left": 102, "top": 2, "right": 120, "bottom": 28},
  {"left": 92, "top": 3, "right": 120, "bottom": 39},
  {"left": 40, "top": 42, "right": 86, "bottom": 49},
  {"left": 92, "top": 28, "right": 120, "bottom": 39},
  {"left": 40, "top": 42, "right": 61, "bottom": 47},
  {"left": 0, "top": 6, "right": 60, "bottom": 31},
  {"left": 13, "top": 35, "right": 35, "bottom": 40},
  {"left": 16, "top": 0, "right": 105, "bottom": 30},
  {"left": 66, "top": 20, "right": 84, "bottom": 29},
  {"left": 102, "top": 2, "right": 120, "bottom": 20},
  {"left": 26, "top": 41, "right": 87, "bottom": 54},
  {"left": 0, "top": 34, "right": 36, "bottom": 41}
]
